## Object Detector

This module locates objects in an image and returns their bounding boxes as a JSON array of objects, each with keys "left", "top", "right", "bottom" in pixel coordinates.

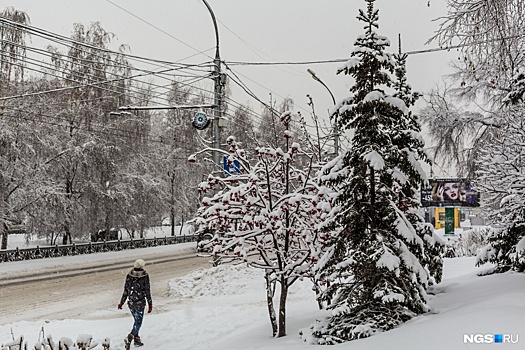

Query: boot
[
  {"left": 124, "top": 333, "right": 133, "bottom": 344},
  {"left": 134, "top": 336, "right": 144, "bottom": 347}
]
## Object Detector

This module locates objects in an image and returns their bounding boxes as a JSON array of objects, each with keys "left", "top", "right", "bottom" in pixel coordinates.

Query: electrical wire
[
  {"left": 225, "top": 64, "right": 333, "bottom": 133},
  {"left": 2, "top": 11, "right": 340, "bottom": 145},
  {"left": 105, "top": 0, "right": 215, "bottom": 62},
  {"left": 1, "top": 107, "right": 200, "bottom": 157},
  {"left": 224, "top": 32, "right": 525, "bottom": 67},
  {"left": 0, "top": 16, "right": 209, "bottom": 68},
  {"left": 1, "top": 46, "right": 217, "bottom": 108},
  {"left": 0, "top": 65, "right": 185, "bottom": 101},
  {"left": 0, "top": 33, "right": 217, "bottom": 106},
  {"left": 0, "top": 57, "right": 214, "bottom": 112}
]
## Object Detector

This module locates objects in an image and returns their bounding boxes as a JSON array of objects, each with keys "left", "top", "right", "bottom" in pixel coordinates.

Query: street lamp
[
  {"left": 307, "top": 69, "right": 339, "bottom": 156},
  {"left": 202, "top": 0, "right": 223, "bottom": 167}
]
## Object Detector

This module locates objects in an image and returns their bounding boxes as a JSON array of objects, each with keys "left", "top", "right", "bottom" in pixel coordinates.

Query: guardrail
[{"left": 0, "top": 235, "right": 197, "bottom": 263}]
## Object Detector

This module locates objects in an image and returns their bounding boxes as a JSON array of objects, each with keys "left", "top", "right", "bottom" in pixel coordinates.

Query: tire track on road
[{"left": 0, "top": 252, "right": 199, "bottom": 287}]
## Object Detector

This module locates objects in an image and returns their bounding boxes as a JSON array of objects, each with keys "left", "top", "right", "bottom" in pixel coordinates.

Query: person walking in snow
[{"left": 118, "top": 258, "right": 153, "bottom": 347}]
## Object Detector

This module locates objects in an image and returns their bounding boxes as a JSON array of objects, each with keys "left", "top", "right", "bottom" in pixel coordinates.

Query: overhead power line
[
  {"left": 0, "top": 16, "right": 206, "bottom": 68},
  {"left": 105, "top": 0, "right": 215, "bottom": 62},
  {"left": 225, "top": 32, "right": 525, "bottom": 67},
  {"left": 0, "top": 17, "right": 219, "bottom": 107},
  {"left": 0, "top": 66, "right": 183, "bottom": 101}
]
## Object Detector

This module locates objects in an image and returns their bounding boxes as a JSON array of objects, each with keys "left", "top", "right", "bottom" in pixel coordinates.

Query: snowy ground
[{"left": 1, "top": 227, "right": 524, "bottom": 349}]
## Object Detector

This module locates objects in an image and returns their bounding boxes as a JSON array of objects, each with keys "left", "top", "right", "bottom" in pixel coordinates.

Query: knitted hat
[{"left": 134, "top": 259, "right": 145, "bottom": 269}]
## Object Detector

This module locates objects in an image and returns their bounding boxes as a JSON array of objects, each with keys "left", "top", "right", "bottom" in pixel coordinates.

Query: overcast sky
[
  {"left": 3, "top": 0, "right": 457, "bottom": 108},
  {"left": 2, "top": 0, "right": 457, "bottom": 174}
]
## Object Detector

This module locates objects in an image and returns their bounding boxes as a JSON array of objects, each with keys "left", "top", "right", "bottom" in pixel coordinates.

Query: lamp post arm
[
  {"left": 318, "top": 79, "right": 336, "bottom": 105},
  {"left": 201, "top": 0, "right": 220, "bottom": 60},
  {"left": 307, "top": 68, "right": 339, "bottom": 156},
  {"left": 200, "top": 0, "right": 223, "bottom": 165},
  {"left": 307, "top": 68, "right": 335, "bottom": 105}
]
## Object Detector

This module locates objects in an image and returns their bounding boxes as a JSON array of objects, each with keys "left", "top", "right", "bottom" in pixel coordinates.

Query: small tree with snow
[
  {"left": 307, "top": 0, "right": 444, "bottom": 344},
  {"left": 192, "top": 113, "right": 335, "bottom": 337}
]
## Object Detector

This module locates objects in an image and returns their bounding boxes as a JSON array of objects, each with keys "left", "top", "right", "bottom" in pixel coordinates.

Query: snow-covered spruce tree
[
  {"left": 476, "top": 104, "right": 525, "bottom": 273},
  {"left": 192, "top": 115, "right": 335, "bottom": 338},
  {"left": 391, "top": 49, "right": 445, "bottom": 285},
  {"left": 307, "top": 0, "right": 443, "bottom": 344}
]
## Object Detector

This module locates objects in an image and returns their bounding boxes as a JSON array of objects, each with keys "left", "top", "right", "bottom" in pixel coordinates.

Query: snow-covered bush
[
  {"left": 1, "top": 336, "right": 24, "bottom": 350},
  {"left": 442, "top": 228, "right": 490, "bottom": 257},
  {"left": 2, "top": 334, "right": 104, "bottom": 350},
  {"left": 75, "top": 334, "right": 98, "bottom": 350},
  {"left": 477, "top": 221, "right": 525, "bottom": 273}
]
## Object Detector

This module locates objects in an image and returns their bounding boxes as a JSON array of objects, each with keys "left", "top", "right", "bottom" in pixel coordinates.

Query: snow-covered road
[{"left": 0, "top": 244, "right": 210, "bottom": 324}]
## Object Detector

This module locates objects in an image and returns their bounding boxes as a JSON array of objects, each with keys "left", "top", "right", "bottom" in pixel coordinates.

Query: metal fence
[{"left": 0, "top": 235, "right": 197, "bottom": 263}]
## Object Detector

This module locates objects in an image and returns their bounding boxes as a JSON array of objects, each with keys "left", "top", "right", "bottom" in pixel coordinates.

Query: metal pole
[
  {"left": 307, "top": 69, "right": 339, "bottom": 156},
  {"left": 202, "top": 0, "right": 222, "bottom": 166}
]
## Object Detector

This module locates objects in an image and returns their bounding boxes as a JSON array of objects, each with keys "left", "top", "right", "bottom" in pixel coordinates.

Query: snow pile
[
  {"left": 168, "top": 264, "right": 265, "bottom": 300},
  {"left": 168, "top": 264, "right": 315, "bottom": 302}
]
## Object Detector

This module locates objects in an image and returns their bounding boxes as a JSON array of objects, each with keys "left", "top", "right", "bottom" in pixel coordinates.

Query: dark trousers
[{"left": 130, "top": 307, "right": 144, "bottom": 337}]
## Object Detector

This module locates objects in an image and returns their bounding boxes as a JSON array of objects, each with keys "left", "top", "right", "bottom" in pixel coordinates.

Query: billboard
[{"left": 421, "top": 178, "right": 480, "bottom": 207}]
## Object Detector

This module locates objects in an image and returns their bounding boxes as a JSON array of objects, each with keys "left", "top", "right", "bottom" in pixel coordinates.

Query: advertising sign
[{"left": 420, "top": 178, "right": 480, "bottom": 207}]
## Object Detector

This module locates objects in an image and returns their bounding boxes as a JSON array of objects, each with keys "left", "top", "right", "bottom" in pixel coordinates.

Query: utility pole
[
  {"left": 202, "top": 0, "right": 223, "bottom": 166},
  {"left": 307, "top": 69, "right": 339, "bottom": 156},
  {"left": 120, "top": 1, "right": 223, "bottom": 166}
]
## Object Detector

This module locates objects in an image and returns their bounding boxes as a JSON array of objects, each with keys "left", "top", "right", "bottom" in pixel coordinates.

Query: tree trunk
[
  {"left": 1, "top": 198, "right": 9, "bottom": 249},
  {"left": 1, "top": 231, "right": 7, "bottom": 250},
  {"left": 179, "top": 211, "right": 184, "bottom": 236},
  {"left": 265, "top": 271, "right": 278, "bottom": 337},
  {"left": 370, "top": 167, "right": 376, "bottom": 229},
  {"left": 64, "top": 178, "right": 73, "bottom": 245},
  {"left": 277, "top": 278, "right": 288, "bottom": 337},
  {"left": 63, "top": 220, "right": 71, "bottom": 245},
  {"left": 170, "top": 212, "right": 175, "bottom": 236},
  {"left": 312, "top": 278, "right": 324, "bottom": 310},
  {"left": 170, "top": 173, "right": 175, "bottom": 236}
]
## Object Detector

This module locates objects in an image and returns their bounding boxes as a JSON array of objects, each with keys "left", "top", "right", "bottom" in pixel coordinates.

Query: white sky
[
  {"left": 2, "top": 0, "right": 456, "bottom": 112},
  {"left": 1, "top": 237, "right": 524, "bottom": 349}
]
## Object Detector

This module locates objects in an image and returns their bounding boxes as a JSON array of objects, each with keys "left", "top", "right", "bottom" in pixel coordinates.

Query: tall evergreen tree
[
  {"left": 391, "top": 49, "right": 445, "bottom": 285},
  {"left": 308, "top": 0, "right": 443, "bottom": 343}
]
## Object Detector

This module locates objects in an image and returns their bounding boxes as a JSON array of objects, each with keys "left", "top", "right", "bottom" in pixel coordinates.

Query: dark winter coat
[{"left": 120, "top": 268, "right": 152, "bottom": 310}]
